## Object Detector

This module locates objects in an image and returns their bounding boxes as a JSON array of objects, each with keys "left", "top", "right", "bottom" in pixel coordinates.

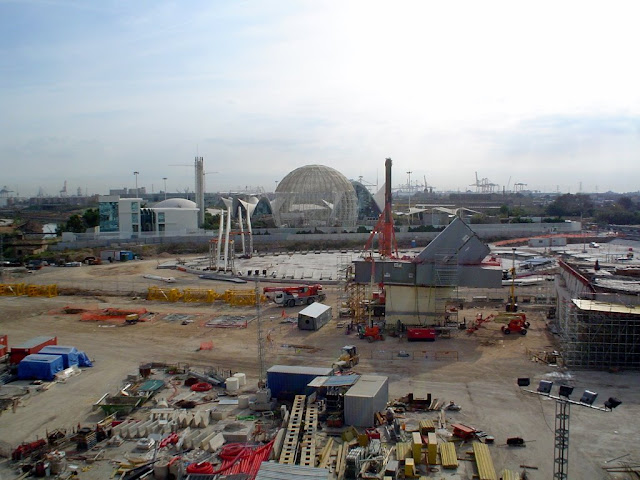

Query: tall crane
[{"left": 364, "top": 158, "right": 398, "bottom": 259}]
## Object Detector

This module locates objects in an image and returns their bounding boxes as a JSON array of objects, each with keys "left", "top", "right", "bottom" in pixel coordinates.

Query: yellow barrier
[
  {"left": 145, "top": 287, "right": 266, "bottom": 306},
  {"left": 0, "top": 283, "right": 26, "bottom": 296},
  {"left": 223, "top": 289, "right": 258, "bottom": 306},
  {"left": 182, "top": 288, "right": 219, "bottom": 303},
  {"left": 26, "top": 284, "right": 57, "bottom": 297},
  {"left": 147, "top": 287, "right": 182, "bottom": 302}
]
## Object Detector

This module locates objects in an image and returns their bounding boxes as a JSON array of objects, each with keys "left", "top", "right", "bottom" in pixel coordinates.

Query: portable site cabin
[
  {"left": 100, "top": 250, "right": 135, "bottom": 262},
  {"left": 38, "top": 345, "right": 79, "bottom": 368},
  {"left": 18, "top": 354, "right": 64, "bottom": 381},
  {"left": 297, "top": 303, "right": 332, "bottom": 331},
  {"left": 344, "top": 375, "right": 389, "bottom": 427}
]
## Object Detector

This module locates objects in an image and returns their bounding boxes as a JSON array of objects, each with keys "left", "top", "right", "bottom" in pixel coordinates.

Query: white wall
[
  {"left": 118, "top": 198, "right": 141, "bottom": 235},
  {"left": 158, "top": 208, "right": 198, "bottom": 233}
]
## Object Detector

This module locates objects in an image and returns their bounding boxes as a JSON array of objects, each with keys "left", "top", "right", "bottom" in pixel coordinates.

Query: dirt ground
[{"left": 0, "top": 257, "right": 638, "bottom": 479}]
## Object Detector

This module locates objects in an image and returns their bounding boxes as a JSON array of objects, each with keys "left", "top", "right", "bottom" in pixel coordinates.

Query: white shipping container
[{"left": 344, "top": 375, "right": 389, "bottom": 427}]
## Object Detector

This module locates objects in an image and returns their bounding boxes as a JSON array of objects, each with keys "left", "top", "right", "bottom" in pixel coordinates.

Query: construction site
[{"left": 0, "top": 159, "right": 639, "bottom": 480}]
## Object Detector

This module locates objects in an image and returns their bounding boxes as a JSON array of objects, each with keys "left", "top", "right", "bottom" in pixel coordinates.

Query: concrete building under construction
[
  {"left": 351, "top": 217, "right": 502, "bottom": 327},
  {"left": 554, "top": 259, "right": 640, "bottom": 370},
  {"left": 345, "top": 157, "right": 502, "bottom": 328}
]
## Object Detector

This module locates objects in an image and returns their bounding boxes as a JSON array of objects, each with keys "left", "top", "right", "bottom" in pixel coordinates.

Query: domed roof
[
  {"left": 154, "top": 198, "right": 197, "bottom": 209},
  {"left": 273, "top": 165, "right": 358, "bottom": 228}
]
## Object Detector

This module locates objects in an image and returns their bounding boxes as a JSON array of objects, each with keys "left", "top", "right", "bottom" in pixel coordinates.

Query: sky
[{"left": 2, "top": 0, "right": 640, "bottom": 198}]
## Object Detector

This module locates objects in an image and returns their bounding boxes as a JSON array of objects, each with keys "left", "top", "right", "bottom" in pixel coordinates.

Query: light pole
[
  {"left": 133, "top": 171, "right": 139, "bottom": 198},
  {"left": 406, "top": 170, "right": 412, "bottom": 225},
  {"left": 274, "top": 180, "right": 278, "bottom": 192},
  {"left": 518, "top": 378, "right": 621, "bottom": 480},
  {"left": 162, "top": 177, "right": 167, "bottom": 200}
]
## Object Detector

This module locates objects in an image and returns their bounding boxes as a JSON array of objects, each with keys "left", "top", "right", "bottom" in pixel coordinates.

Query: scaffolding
[
  {"left": 557, "top": 298, "right": 640, "bottom": 369},
  {"left": 336, "top": 254, "right": 353, "bottom": 319},
  {"left": 432, "top": 249, "right": 459, "bottom": 326},
  {"left": 208, "top": 238, "right": 236, "bottom": 272}
]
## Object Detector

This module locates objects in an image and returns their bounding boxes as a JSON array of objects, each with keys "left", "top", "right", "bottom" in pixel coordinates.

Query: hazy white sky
[{"left": 2, "top": 0, "right": 640, "bottom": 197}]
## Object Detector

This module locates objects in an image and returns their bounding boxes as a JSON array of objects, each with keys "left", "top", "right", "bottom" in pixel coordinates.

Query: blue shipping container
[{"left": 266, "top": 365, "right": 334, "bottom": 400}]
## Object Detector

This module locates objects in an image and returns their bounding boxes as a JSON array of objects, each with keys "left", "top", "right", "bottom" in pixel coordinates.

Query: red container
[
  {"left": 406, "top": 328, "right": 436, "bottom": 341},
  {"left": 0, "top": 334, "right": 7, "bottom": 346},
  {"left": 0, "top": 345, "right": 6, "bottom": 358},
  {"left": 9, "top": 336, "right": 58, "bottom": 364}
]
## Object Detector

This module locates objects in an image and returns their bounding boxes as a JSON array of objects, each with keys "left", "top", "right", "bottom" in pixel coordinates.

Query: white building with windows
[{"left": 98, "top": 196, "right": 199, "bottom": 238}]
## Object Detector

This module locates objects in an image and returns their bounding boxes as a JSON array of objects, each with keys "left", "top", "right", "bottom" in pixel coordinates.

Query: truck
[{"left": 262, "top": 284, "right": 325, "bottom": 307}]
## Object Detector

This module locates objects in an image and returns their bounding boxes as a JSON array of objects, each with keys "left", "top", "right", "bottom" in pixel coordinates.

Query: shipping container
[
  {"left": 266, "top": 365, "right": 333, "bottom": 400},
  {"left": 38, "top": 345, "right": 79, "bottom": 368},
  {"left": 297, "top": 303, "right": 332, "bottom": 331},
  {"left": 18, "top": 354, "right": 64, "bottom": 381},
  {"left": 344, "top": 375, "right": 389, "bottom": 427},
  {"left": 9, "top": 336, "right": 57, "bottom": 364}
]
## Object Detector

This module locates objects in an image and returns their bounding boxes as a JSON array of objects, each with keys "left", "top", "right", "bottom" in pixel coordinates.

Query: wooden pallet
[
  {"left": 279, "top": 395, "right": 306, "bottom": 464},
  {"left": 299, "top": 403, "right": 318, "bottom": 466}
]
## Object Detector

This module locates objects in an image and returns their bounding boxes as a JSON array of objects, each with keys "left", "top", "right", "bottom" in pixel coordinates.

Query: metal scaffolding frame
[
  {"left": 432, "top": 249, "right": 459, "bottom": 326},
  {"left": 336, "top": 254, "right": 356, "bottom": 322},
  {"left": 557, "top": 297, "right": 640, "bottom": 369}
]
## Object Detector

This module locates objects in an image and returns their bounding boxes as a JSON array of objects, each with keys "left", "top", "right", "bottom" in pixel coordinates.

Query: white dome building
[
  {"left": 272, "top": 165, "right": 358, "bottom": 228},
  {"left": 153, "top": 198, "right": 198, "bottom": 209}
]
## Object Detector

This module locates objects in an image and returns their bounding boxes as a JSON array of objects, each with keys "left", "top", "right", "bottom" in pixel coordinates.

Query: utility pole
[{"left": 163, "top": 177, "right": 168, "bottom": 200}]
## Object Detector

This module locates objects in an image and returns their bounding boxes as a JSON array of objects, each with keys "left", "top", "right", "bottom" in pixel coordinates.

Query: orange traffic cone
[{"left": 281, "top": 309, "right": 286, "bottom": 318}]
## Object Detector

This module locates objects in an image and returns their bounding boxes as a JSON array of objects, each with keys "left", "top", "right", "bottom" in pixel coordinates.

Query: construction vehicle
[
  {"left": 359, "top": 325, "right": 384, "bottom": 342},
  {"left": 262, "top": 284, "right": 325, "bottom": 307},
  {"left": 501, "top": 315, "right": 530, "bottom": 335},
  {"left": 406, "top": 327, "right": 436, "bottom": 341},
  {"left": 333, "top": 345, "right": 359, "bottom": 370}
]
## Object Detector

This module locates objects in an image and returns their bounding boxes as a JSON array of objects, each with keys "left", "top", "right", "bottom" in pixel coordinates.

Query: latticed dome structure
[{"left": 273, "top": 165, "right": 358, "bottom": 228}]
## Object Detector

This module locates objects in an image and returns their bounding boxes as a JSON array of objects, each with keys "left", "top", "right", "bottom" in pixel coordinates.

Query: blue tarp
[
  {"left": 18, "top": 354, "right": 64, "bottom": 381},
  {"left": 38, "top": 345, "right": 79, "bottom": 368},
  {"left": 77, "top": 351, "right": 93, "bottom": 367}
]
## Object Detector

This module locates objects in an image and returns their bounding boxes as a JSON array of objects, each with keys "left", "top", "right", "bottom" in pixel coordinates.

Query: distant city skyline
[{"left": 2, "top": 1, "right": 640, "bottom": 197}]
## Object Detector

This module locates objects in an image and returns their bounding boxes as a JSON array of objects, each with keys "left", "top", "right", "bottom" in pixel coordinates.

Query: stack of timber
[
  {"left": 473, "top": 441, "right": 497, "bottom": 480},
  {"left": 439, "top": 442, "right": 458, "bottom": 469}
]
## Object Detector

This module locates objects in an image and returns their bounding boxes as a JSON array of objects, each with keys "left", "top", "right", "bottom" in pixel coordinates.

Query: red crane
[{"left": 365, "top": 157, "right": 398, "bottom": 259}]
